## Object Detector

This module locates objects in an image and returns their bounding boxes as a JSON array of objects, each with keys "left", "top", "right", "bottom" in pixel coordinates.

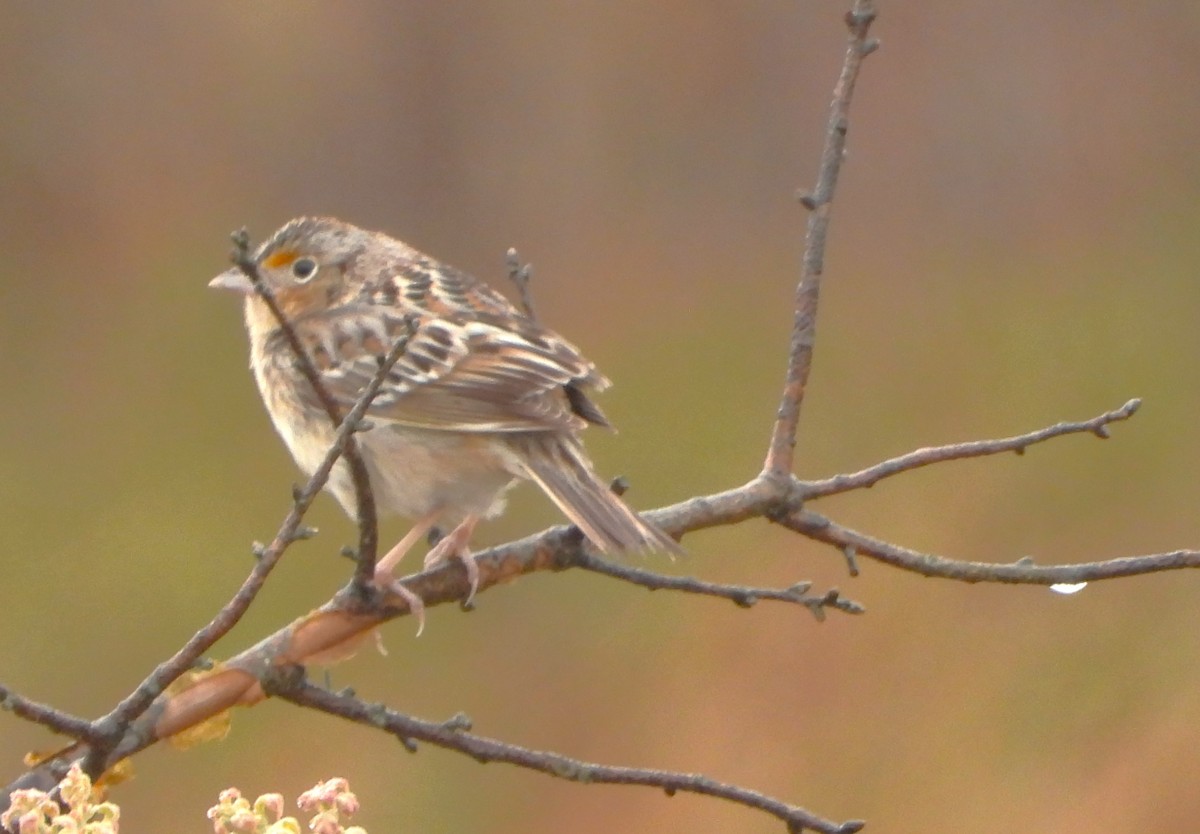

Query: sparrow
[{"left": 210, "top": 217, "right": 679, "bottom": 615}]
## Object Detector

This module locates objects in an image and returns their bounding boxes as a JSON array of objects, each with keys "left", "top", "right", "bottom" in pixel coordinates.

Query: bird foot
[
  {"left": 424, "top": 531, "right": 480, "bottom": 606},
  {"left": 374, "top": 569, "right": 427, "bottom": 637}
]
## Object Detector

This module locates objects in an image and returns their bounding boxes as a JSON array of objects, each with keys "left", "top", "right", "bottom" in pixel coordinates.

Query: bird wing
[{"left": 280, "top": 307, "right": 610, "bottom": 434}]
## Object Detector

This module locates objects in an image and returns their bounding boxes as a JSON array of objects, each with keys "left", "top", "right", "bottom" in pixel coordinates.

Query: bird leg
[
  {"left": 373, "top": 511, "right": 440, "bottom": 635},
  {"left": 376, "top": 512, "right": 440, "bottom": 578},
  {"left": 423, "top": 515, "right": 481, "bottom": 605}
]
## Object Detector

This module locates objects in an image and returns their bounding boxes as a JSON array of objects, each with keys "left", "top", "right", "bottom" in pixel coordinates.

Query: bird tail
[{"left": 508, "top": 434, "right": 681, "bottom": 555}]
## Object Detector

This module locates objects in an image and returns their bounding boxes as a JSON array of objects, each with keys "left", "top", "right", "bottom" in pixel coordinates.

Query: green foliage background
[{"left": 1, "top": 3, "right": 1198, "bottom": 831}]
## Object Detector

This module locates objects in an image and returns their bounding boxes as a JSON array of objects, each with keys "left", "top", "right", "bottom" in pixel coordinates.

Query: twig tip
[
  {"left": 845, "top": 8, "right": 877, "bottom": 30},
  {"left": 841, "top": 546, "right": 860, "bottom": 577}
]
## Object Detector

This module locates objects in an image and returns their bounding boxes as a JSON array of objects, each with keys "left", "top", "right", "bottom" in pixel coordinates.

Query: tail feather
[{"left": 509, "top": 434, "right": 681, "bottom": 555}]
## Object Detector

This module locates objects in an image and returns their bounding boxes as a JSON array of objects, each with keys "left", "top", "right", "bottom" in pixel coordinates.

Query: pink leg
[
  {"left": 377, "top": 511, "right": 440, "bottom": 578},
  {"left": 374, "top": 512, "right": 440, "bottom": 636},
  {"left": 423, "top": 515, "right": 481, "bottom": 604}
]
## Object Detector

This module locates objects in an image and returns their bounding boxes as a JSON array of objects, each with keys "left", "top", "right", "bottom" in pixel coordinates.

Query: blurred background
[{"left": 2, "top": 2, "right": 1199, "bottom": 832}]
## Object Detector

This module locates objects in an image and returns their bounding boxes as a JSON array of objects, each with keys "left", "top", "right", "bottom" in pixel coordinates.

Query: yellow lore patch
[{"left": 263, "top": 249, "right": 298, "bottom": 269}]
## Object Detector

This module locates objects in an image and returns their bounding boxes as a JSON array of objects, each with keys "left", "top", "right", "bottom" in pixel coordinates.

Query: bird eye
[{"left": 291, "top": 257, "right": 318, "bottom": 281}]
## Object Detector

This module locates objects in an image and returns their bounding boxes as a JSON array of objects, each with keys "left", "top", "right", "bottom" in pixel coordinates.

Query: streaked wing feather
[{"left": 291, "top": 308, "right": 602, "bottom": 433}]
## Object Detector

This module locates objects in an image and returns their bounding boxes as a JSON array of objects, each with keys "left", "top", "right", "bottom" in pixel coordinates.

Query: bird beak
[{"left": 208, "top": 267, "right": 256, "bottom": 295}]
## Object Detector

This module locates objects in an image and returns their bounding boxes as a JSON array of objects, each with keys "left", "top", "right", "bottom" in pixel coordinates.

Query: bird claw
[{"left": 376, "top": 572, "right": 427, "bottom": 637}]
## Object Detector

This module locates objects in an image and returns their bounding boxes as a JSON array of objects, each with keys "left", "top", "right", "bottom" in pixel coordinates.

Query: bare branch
[
  {"left": 89, "top": 395, "right": 1132, "bottom": 771},
  {"left": 267, "top": 673, "right": 865, "bottom": 834},
  {"left": 803, "top": 398, "right": 1142, "bottom": 499},
  {"left": 229, "top": 230, "right": 391, "bottom": 588},
  {"left": 764, "top": 1, "right": 879, "bottom": 479},
  {"left": 0, "top": 685, "right": 100, "bottom": 744},
  {"left": 11, "top": 397, "right": 1177, "bottom": 800},
  {"left": 83, "top": 305, "right": 413, "bottom": 770},
  {"left": 785, "top": 510, "right": 1200, "bottom": 584},
  {"left": 576, "top": 553, "right": 865, "bottom": 619}
]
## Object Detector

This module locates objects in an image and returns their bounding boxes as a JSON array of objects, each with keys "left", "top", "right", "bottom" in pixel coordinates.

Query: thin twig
[
  {"left": 0, "top": 685, "right": 100, "bottom": 744},
  {"left": 803, "top": 398, "right": 1142, "bottom": 499},
  {"left": 229, "top": 230, "right": 386, "bottom": 588},
  {"left": 505, "top": 247, "right": 538, "bottom": 321},
  {"left": 763, "top": 2, "right": 879, "bottom": 480},
  {"left": 576, "top": 553, "right": 864, "bottom": 619},
  {"left": 84, "top": 309, "right": 413, "bottom": 769},
  {"left": 784, "top": 510, "right": 1200, "bottom": 584},
  {"left": 269, "top": 675, "right": 865, "bottom": 834}
]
